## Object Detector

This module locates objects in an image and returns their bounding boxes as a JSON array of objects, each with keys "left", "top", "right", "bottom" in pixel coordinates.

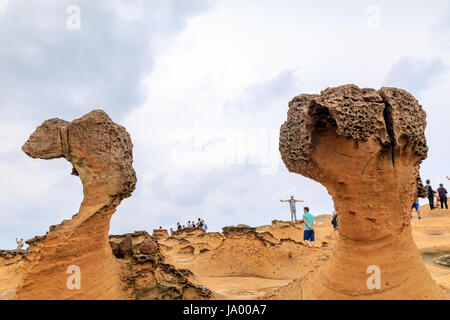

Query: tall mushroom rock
[
  {"left": 15, "top": 110, "right": 137, "bottom": 299},
  {"left": 279, "top": 84, "right": 446, "bottom": 299}
]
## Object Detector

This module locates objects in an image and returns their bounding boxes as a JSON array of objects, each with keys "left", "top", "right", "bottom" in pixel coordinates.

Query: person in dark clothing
[
  {"left": 425, "top": 179, "right": 436, "bottom": 210},
  {"left": 331, "top": 209, "right": 338, "bottom": 230},
  {"left": 437, "top": 183, "right": 448, "bottom": 210}
]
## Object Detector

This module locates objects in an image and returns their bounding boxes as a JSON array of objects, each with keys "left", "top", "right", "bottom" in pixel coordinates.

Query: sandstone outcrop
[
  {"left": 110, "top": 231, "right": 213, "bottom": 300},
  {"left": 139, "top": 239, "right": 159, "bottom": 255},
  {"left": 279, "top": 84, "right": 447, "bottom": 299},
  {"left": 152, "top": 229, "right": 169, "bottom": 241},
  {"left": 187, "top": 225, "right": 332, "bottom": 279},
  {"left": 14, "top": 110, "right": 137, "bottom": 299}
]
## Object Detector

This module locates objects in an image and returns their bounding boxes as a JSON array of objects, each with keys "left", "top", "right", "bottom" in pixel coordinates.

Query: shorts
[
  {"left": 412, "top": 202, "right": 419, "bottom": 211},
  {"left": 304, "top": 230, "right": 315, "bottom": 242}
]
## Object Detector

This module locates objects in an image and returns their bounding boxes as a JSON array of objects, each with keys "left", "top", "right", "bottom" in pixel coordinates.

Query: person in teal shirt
[{"left": 302, "top": 207, "right": 315, "bottom": 247}]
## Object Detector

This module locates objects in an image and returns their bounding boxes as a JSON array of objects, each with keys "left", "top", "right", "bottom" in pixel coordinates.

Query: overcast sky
[{"left": 1, "top": 0, "right": 449, "bottom": 249}]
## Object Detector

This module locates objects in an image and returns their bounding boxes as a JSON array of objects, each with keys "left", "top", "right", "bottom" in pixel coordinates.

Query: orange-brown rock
[
  {"left": 139, "top": 239, "right": 159, "bottom": 255},
  {"left": 151, "top": 229, "right": 169, "bottom": 241},
  {"left": 14, "top": 110, "right": 137, "bottom": 299},
  {"left": 279, "top": 84, "right": 447, "bottom": 299},
  {"left": 187, "top": 225, "right": 331, "bottom": 279},
  {"left": 110, "top": 231, "right": 213, "bottom": 300}
]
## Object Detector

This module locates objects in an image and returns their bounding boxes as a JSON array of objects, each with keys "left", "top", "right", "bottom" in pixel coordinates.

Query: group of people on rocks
[
  {"left": 169, "top": 218, "right": 208, "bottom": 236},
  {"left": 424, "top": 178, "right": 449, "bottom": 211},
  {"left": 279, "top": 178, "right": 449, "bottom": 249}
]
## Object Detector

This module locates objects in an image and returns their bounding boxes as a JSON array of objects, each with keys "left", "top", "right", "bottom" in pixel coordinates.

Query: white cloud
[
  {"left": 0, "top": 0, "right": 9, "bottom": 18},
  {"left": 115, "top": 0, "right": 450, "bottom": 236}
]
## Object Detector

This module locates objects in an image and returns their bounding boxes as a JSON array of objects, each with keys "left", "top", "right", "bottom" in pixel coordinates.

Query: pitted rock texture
[
  {"left": 111, "top": 232, "right": 213, "bottom": 300},
  {"left": 279, "top": 84, "right": 446, "bottom": 299},
  {"left": 14, "top": 110, "right": 137, "bottom": 300}
]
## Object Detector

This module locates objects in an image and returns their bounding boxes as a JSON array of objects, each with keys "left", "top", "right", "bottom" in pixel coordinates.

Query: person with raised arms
[{"left": 280, "top": 196, "right": 304, "bottom": 221}]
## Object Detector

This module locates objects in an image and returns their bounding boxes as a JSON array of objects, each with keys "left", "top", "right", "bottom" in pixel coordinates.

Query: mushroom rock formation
[
  {"left": 279, "top": 84, "right": 447, "bottom": 299},
  {"left": 14, "top": 110, "right": 137, "bottom": 300}
]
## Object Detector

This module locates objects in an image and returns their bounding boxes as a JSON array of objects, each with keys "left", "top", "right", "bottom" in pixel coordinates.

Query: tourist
[
  {"left": 196, "top": 218, "right": 203, "bottom": 228},
  {"left": 302, "top": 207, "right": 315, "bottom": 248},
  {"left": 177, "top": 222, "right": 182, "bottom": 231},
  {"left": 187, "top": 220, "right": 191, "bottom": 228},
  {"left": 437, "top": 184, "right": 448, "bottom": 210},
  {"left": 16, "top": 238, "right": 24, "bottom": 252},
  {"left": 201, "top": 219, "right": 208, "bottom": 231},
  {"left": 280, "top": 196, "right": 304, "bottom": 221},
  {"left": 411, "top": 197, "right": 421, "bottom": 219},
  {"left": 169, "top": 228, "right": 174, "bottom": 236},
  {"left": 331, "top": 209, "right": 338, "bottom": 229},
  {"left": 425, "top": 180, "right": 436, "bottom": 210}
]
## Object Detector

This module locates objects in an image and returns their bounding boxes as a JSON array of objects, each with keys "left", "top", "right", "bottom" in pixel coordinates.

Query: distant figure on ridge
[
  {"left": 425, "top": 180, "right": 436, "bottom": 210},
  {"left": 437, "top": 183, "right": 448, "bottom": 210},
  {"left": 280, "top": 196, "right": 304, "bottom": 221},
  {"left": 201, "top": 219, "right": 208, "bottom": 231},
  {"left": 302, "top": 207, "right": 315, "bottom": 248},
  {"left": 15, "top": 238, "right": 24, "bottom": 253},
  {"left": 177, "top": 222, "right": 182, "bottom": 231},
  {"left": 411, "top": 197, "right": 422, "bottom": 219}
]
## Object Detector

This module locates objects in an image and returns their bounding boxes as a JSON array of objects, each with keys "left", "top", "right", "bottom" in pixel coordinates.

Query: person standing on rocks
[
  {"left": 331, "top": 209, "right": 338, "bottom": 229},
  {"left": 425, "top": 180, "right": 436, "bottom": 210},
  {"left": 302, "top": 207, "right": 315, "bottom": 247},
  {"left": 177, "top": 222, "right": 182, "bottom": 231},
  {"left": 15, "top": 238, "right": 24, "bottom": 253},
  {"left": 280, "top": 196, "right": 304, "bottom": 221},
  {"left": 411, "top": 197, "right": 422, "bottom": 219},
  {"left": 437, "top": 184, "right": 448, "bottom": 210}
]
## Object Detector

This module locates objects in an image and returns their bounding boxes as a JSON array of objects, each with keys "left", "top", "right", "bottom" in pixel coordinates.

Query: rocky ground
[{"left": 1, "top": 205, "right": 449, "bottom": 300}]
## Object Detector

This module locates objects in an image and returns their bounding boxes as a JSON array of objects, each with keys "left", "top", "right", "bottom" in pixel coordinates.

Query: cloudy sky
[{"left": 1, "top": 0, "right": 449, "bottom": 249}]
